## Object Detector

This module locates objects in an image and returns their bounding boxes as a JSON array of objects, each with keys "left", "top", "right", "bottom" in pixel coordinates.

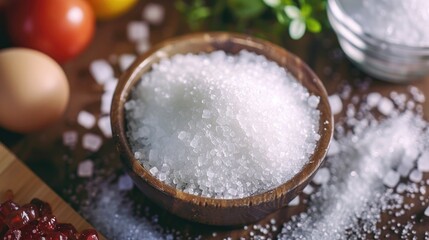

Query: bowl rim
[{"left": 111, "top": 32, "right": 333, "bottom": 208}]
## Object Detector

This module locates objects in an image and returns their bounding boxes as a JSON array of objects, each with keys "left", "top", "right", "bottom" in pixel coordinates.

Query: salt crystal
[
  {"left": 101, "top": 91, "right": 114, "bottom": 114},
  {"left": 425, "top": 206, "right": 429, "bottom": 217},
  {"left": 103, "top": 78, "right": 118, "bottom": 93},
  {"left": 63, "top": 131, "right": 78, "bottom": 147},
  {"left": 77, "top": 111, "right": 96, "bottom": 129},
  {"left": 312, "top": 168, "right": 330, "bottom": 185},
  {"left": 383, "top": 170, "right": 400, "bottom": 188},
  {"left": 417, "top": 151, "right": 429, "bottom": 172},
  {"left": 89, "top": 59, "right": 114, "bottom": 85},
  {"left": 136, "top": 40, "right": 151, "bottom": 54},
  {"left": 82, "top": 133, "right": 103, "bottom": 152},
  {"left": 77, "top": 160, "right": 94, "bottom": 178},
  {"left": 328, "top": 94, "right": 342, "bottom": 115},
  {"left": 127, "top": 21, "right": 149, "bottom": 42},
  {"left": 98, "top": 116, "right": 112, "bottom": 138},
  {"left": 118, "top": 174, "right": 134, "bottom": 191},
  {"left": 303, "top": 185, "right": 314, "bottom": 195},
  {"left": 288, "top": 196, "right": 300, "bottom": 206},
  {"left": 307, "top": 95, "right": 320, "bottom": 108},
  {"left": 202, "top": 109, "right": 211, "bottom": 119},
  {"left": 397, "top": 162, "right": 414, "bottom": 177},
  {"left": 366, "top": 92, "right": 382, "bottom": 108},
  {"left": 377, "top": 97, "right": 394, "bottom": 116},
  {"left": 119, "top": 54, "right": 136, "bottom": 72},
  {"left": 409, "top": 169, "right": 423, "bottom": 182},
  {"left": 327, "top": 139, "right": 340, "bottom": 156},
  {"left": 142, "top": 3, "right": 164, "bottom": 25},
  {"left": 149, "top": 167, "right": 159, "bottom": 175}
]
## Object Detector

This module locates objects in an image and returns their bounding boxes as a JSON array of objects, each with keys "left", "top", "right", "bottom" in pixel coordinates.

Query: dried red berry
[
  {"left": 56, "top": 223, "right": 78, "bottom": 240},
  {"left": 5, "top": 204, "right": 38, "bottom": 229},
  {"left": 37, "top": 214, "right": 57, "bottom": 232},
  {"left": 0, "top": 201, "right": 20, "bottom": 220},
  {"left": 44, "top": 231, "right": 69, "bottom": 240},
  {"left": 30, "top": 199, "right": 52, "bottom": 216},
  {"left": 2, "top": 229, "right": 21, "bottom": 240},
  {"left": 20, "top": 221, "right": 40, "bottom": 239},
  {"left": 78, "top": 229, "right": 98, "bottom": 240}
]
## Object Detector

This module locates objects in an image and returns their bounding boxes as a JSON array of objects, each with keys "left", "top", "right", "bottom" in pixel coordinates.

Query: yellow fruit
[{"left": 87, "top": 0, "right": 137, "bottom": 20}]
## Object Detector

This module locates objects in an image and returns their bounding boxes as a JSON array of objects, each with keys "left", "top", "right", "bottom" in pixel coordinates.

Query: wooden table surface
[{"left": 1, "top": 1, "right": 429, "bottom": 239}]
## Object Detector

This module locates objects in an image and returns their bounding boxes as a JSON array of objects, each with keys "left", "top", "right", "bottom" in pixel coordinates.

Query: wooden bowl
[{"left": 111, "top": 32, "right": 333, "bottom": 226}]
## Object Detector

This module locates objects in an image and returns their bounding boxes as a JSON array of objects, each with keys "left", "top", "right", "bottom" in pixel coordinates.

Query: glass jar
[{"left": 327, "top": 0, "right": 429, "bottom": 83}]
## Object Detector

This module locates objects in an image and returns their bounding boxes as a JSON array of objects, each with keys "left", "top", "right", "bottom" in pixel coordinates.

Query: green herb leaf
[
  {"left": 227, "top": 0, "right": 266, "bottom": 19},
  {"left": 289, "top": 18, "right": 306, "bottom": 39},
  {"left": 306, "top": 17, "right": 321, "bottom": 33}
]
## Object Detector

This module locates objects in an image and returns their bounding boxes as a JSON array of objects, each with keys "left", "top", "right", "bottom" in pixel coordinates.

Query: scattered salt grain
[
  {"left": 377, "top": 97, "right": 394, "bottom": 116},
  {"left": 127, "top": 21, "right": 149, "bottom": 42},
  {"left": 63, "top": 130, "right": 78, "bottom": 148},
  {"left": 77, "top": 111, "right": 96, "bottom": 129},
  {"left": 82, "top": 133, "right": 103, "bottom": 152},
  {"left": 288, "top": 196, "right": 300, "bottom": 206},
  {"left": 101, "top": 91, "right": 114, "bottom": 114},
  {"left": 425, "top": 206, "right": 429, "bottom": 217},
  {"left": 118, "top": 174, "right": 134, "bottom": 191},
  {"left": 103, "top": 78, "right": 118, "bottom": 93},
  {"left": 142, "top": 3, "right": 164, "bottom": 25},
  {"left": 303, "top": 185, "right": 314, "bottom": 195},
  {"left": 119, "top": 54, "right": 136, "bottom": 72},
  {"left": 78, "top": 160, "right": 94, "bottom": 178},
  {"left": 126, "top": 50, "right": 321, "bottom": 199},
  {"left": 409, "top": 169, "right": 423, "bottom": 183},
  {"left": 312, "top": 168, "right": 330, "bottom": 185},
  {"left": 136, "top": 40, "right": 150, "bottom": 54},
  {"left": 328, "top": 94, "right": 342, "bottom": 115},
  {"left": 89, "top": 59, "right": 114, "bottom": 85},
  {"left": 417, "top": 151, "right": 429, "bottom": 172},
  {"left": 327, "top": 139, "right": 340, "bottom": 156},
  {"left": 366, "top": 92, "right": 382, "bottom": 108},
  {"left": 98, "top": 116, "right": 112, "bottom": 138},
  {"left": 383, "top": 170, "right": 400, "bottom": 188}
]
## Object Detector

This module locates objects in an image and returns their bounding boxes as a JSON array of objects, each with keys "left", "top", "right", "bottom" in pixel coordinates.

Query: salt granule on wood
[
  {"left": 417, "top": 151, "right": 429, "bottom": 172},
  {"left": 119, "top": 54, "right": 136, "bottom": 72},
  {"left": 288, "top": 196, "right": 300, "bottom": 206},
  {"left": 118, "top": 174, "right": 134, "bottom": 191},
  {"left": 78, "top": 160, "right": 94, "bottom": 178},
  {"left": 82, "top": 133, "right": 103, "bottom": 152},
  {"left": 103, "top": 78, "right": 118, "bottom": 93},
  {"left": 77, "top": 111, "right": 96, "bottom": 129},
  {"left": 136, "top": 40, "right": 150, "bottom": 54},
  {"left": 101, "top": 91, "right": 114, "bottom": 114},
  {"left": 127, "top": 21, "right": 149, "bottom": 42},
  {"left": 142, "top": 3, "right": 165, "bottom": 25},
  {"left": 328, "top": 94, "right": 342, "bottom": 115},
  {"left": 98, "top": 116, "right": 112, "bottom": 138},
  {"left": 377, "top": 97, "right": 394, "bottom": 116},
  {"left": 409, "top": 169, "right": 423, "bottom": 183},
  {"left": 312, "top": 167, "right": 330, "bottom": 185},
  {"left": 383, "top": 170, "right": 400, "bottom": 188},
  {"left": 425, "top": 206, "right": 429, "bottom": 217},
  {"left": 125, "top": 50, "right": 321, "bottom": 199},
  {"left": 63, "top": 130, "right": 78, "bottom": 148},
  {"left": 89, "top": 59, "right": 114, "bottom": 85}
]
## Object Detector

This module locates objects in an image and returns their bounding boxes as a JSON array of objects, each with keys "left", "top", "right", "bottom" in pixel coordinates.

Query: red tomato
[{"left": 6, "top": 0, "right": 95, "bottom": 63}]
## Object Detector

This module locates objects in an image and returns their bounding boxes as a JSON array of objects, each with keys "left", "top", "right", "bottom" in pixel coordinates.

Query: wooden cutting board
[{"left": 0, "top": 144, "right": 104, "bottom": 239}]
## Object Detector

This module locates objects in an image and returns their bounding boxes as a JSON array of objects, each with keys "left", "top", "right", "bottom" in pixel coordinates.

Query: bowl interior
[{"left": 111, "top": 32, "right": 333, "bottom": 207}]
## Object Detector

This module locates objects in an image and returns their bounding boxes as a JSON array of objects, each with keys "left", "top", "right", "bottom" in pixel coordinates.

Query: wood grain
[{"left": 0, "top": 144, "right": 104, "bottom": 239}]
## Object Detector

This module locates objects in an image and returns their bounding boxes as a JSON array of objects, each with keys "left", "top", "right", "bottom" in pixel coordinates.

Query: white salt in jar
[{"left": 328, "top": 0, "right": 429, "bottom": 82}]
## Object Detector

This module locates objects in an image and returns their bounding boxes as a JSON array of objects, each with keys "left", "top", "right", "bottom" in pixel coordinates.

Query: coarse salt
[{"left": 126, "top": 50, "right": 321, "bottom": 199}]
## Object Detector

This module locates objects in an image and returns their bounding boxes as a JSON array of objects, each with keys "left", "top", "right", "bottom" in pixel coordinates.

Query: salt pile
[
  {"left": 277, "top": 88, "right": 429, "bottom": 239},
  {"left": 343, "top": 0, "right": 429, "bottom": 46},
  {"left": 125, "top": 50, "right": 321, "bottom": 199}
]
